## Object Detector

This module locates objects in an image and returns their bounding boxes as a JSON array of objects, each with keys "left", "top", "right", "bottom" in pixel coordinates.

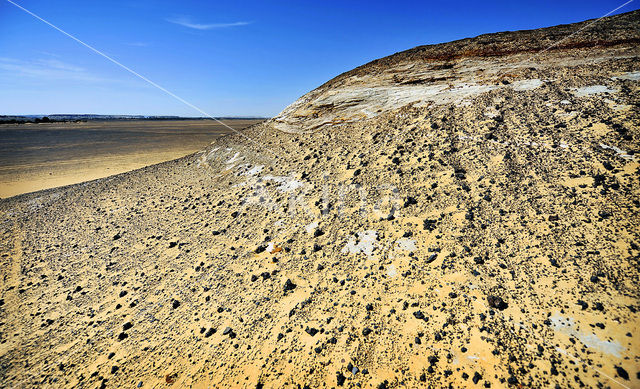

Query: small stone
[
  {"left": 122, "top": 322, "right": 133, "bottom": 331},
  {"left": 487, "top": 295, "right": 508, "bottom": 310},
  {"left": 403, "top": 196, "right": 418, "bottom": 208},
  {"left": 172, "top": 300, "right": 180, "bottom": 309},
  {"left": 615, "top": 366, "right": 629, "bottom": 380},
  {"left": 362, "top": 327, "right": 372, "bottom": 336},
  {"left": 283, "top": 279, "right": 297, "bottom": 292}
]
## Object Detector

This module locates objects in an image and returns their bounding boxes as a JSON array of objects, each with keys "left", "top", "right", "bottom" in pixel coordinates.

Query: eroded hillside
[{"left": 1, "top": 10, "right": 639, "bottom": 389}]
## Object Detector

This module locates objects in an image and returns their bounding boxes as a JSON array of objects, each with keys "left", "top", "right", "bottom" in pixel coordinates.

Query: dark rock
[
  {"left": 205, "top": 328, "right": 216, "bottom": 337},
  {"left": 423, "top": 219, "right": 437, "bottom": 231},
  {"left": 472, "top": 371, "right": 482, "bottom": 384},
  {"left": 615, "top": 366, "right": 629, "bottom": 380},
  {"left": 362, "top": 327, "right": 372, "bottom": 336},
  {"left": 305, "top": 327, "right": 319, "bottom": 336},
  {"left": 172, "top": 300, "right": 180, "bottom": 309},
  {"left": 487, "top": 295, "right": 508, "bottom": 310},
  {"left": 283, "top": 279, "right": 297, "bottom": 292},
  {"left": 403, "top": 196, "right": 418, "bottom": 208},
  {"left": 598, "top": 210, "right": 612, "bottom": 219},
  {"left": 426, "top": 253, "right": 438, "bottom": 263},
  {"left": 122, "top": 322, "right": 133, "bottom": 331},
  {"left": 336, "top": 372, "right": 346, "bottom": 386}
]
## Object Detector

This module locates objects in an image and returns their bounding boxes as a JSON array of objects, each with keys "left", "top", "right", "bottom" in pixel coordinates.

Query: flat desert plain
[{"left": 0, "top": 119, "right": 262, "bottom": 198}]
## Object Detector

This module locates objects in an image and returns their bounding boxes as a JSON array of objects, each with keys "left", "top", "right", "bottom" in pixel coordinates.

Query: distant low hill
[{"left": 0, "top": 114, "right": 267, "bottom": 124}]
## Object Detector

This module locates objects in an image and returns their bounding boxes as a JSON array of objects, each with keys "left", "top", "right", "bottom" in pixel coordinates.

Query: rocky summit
[{"left": 1, "top": 10, "right": 639, "bottom": 389}]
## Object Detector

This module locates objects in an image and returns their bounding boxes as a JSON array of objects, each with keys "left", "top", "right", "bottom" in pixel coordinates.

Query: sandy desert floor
[
  {"left": 0, "top": 120, "right": 262, "bottom": 198},
  {"left": 0, "top": 10, "right": 639, "bottom": 389}
]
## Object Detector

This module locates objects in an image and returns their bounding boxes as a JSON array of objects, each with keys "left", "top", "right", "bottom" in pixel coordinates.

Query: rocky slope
[{"left": 1, "top": 10, "right": 639, "bottom": 389}]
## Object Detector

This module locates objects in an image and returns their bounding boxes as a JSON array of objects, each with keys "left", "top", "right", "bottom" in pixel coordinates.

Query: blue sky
[{"left": 0, "top": 0, "right": 637, "bottom": 117}]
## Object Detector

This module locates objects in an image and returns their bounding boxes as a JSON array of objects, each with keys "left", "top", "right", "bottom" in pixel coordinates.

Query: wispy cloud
[
  {"left": 0, "top": 57, "right": 112, "bottom": 83},
  {"left": 167, "top": 16, "right": 251, "bottom": 30}
]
